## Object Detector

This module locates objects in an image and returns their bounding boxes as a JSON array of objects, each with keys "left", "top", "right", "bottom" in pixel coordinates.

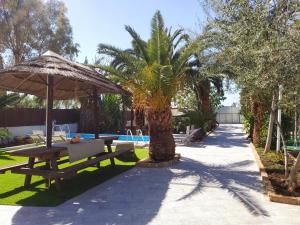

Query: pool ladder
[
  {"left": 126, "top": 129, "right": 134, "bottom": 142},
  {"left": 136, "top": 129, "right": 147, "bottom": 146},
  {"left": 136, "top": 129, "right": 145, "bottom": 143},
  {"left": 126, "top": 129, "right": 146, "bottom": 145}
]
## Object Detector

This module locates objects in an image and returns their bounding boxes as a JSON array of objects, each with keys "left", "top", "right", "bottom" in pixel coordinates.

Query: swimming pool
[{"left": 67, "top": 133, "right": 150, "bottom": 142}]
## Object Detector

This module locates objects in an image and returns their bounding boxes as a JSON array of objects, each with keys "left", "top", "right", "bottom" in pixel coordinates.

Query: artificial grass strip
[{"left": 0, "top": 147, "right": 148, "bottom": 206}]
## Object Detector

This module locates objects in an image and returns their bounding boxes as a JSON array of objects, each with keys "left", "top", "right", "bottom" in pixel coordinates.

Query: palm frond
[
  {"left": 173, "top": 41, "right": 201, "bottom": 77},
  {"left": 98, "top": 43, "right": 142, "bottom": 71},
  {"left": 148, "top": 10, "right": 167, "bottom": 64},
  {"left": 98, "top": 10, "right": 196, "bottom": 111},
  {"left": 125, "top": 25, "right": 149, "bottom": 63}
]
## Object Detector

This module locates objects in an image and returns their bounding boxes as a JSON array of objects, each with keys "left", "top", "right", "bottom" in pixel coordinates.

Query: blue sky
[
  {"left": 62, "top": 0, "right": 205, "bottom": 62},
  {"left": 62, "top": 0, "right": 239, "bottom": 106}
]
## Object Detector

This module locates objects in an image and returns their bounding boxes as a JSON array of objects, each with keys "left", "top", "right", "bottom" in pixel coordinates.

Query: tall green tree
[
  {"left": 98, "top": 11, "right": 198, "bottom": 161},
  {"left": 202, "top": 0, "right": 300, "bottom": 190},
  {"left": 0, "top": 0, "right": 79, "bottom": 65},
  {"left": 187, "top": 49, "right": 224, "bottom": 126},
  {"left": 202, "top": 0, "right": 299, "bottom": 145},
  {"left": 0, "top": 0, "right": 79, "bottom": 111}
]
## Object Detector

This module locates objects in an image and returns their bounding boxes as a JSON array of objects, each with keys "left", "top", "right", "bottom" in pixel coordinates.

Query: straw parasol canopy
[
  {"left": 0, "top": 51, "right": 128, "bottom": 148},
  {"left": 0, "top": 50, "right": 127, "bottom": 99}
]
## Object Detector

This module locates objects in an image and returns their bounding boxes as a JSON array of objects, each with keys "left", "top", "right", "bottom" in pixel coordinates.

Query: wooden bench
[
  {"left": 0, "top": 156, "right": 72, "bottom": 175},
  {"left": 12, "top": 147, "right": 132, "bottom": 179},
  {"left": 0, "top": 157, "right": 73, "bottom": 175},
  {"left": 0, "top": 162, "right": 33, "bottom": 174},
  {"left": 3, "top": 139, "right": 135, "bottom": 190}
]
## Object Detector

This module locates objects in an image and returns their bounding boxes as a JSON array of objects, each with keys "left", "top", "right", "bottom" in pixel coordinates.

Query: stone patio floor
[{"left": 0, "top": 124, "right": 299, "bottom": 225}]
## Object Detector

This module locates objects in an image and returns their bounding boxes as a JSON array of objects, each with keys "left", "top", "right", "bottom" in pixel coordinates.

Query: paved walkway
[{"left": 1, "top": 124, "right": 300, "bottom": 225}]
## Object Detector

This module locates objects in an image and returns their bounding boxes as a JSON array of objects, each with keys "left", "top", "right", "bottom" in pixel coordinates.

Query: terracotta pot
[
  {"left": 15, "top": 136, "right": 25, "bottom": 144},
  {"left": 24, "top": 137, "right": 34, "bottom": 144}
]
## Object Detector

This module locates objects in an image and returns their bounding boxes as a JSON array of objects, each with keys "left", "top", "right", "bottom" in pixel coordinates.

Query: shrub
[
  {"left": 241, "top": 104, "right": 253, "bottom": 134},
  {"left": 100, "top": 95, "right": 123, "bottom": 133},
  {"left": 172, "top": 116, "right": 190, "bottom": 134},
  {"left": 0, "top": 128, "right": 11, "bottom": 145}
]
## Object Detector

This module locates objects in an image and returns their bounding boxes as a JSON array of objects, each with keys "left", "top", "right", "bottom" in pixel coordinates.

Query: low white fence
[{"left": 4, "top": 123, "right": 78, "bottom": 137}]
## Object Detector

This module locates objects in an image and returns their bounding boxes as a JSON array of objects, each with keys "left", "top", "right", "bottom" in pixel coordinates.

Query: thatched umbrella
[{"left": 0, "top": 51, "right": 127, "bottom": 148}]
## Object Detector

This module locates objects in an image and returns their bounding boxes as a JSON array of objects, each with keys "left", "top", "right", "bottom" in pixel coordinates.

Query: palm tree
[
  {"left": 186, "top": 45, "right": 224, "bottom": 130},
  {"left": 98, "top": 11, "right": 197, "bottom": 162}
]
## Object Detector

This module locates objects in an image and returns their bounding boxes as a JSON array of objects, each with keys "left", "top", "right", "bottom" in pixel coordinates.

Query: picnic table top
[
  {"left": 8, "top": 146, "right": 67, "bottom": 157},
  {"left": 7, "top": 136, "right": 118, "bottom": 158}
]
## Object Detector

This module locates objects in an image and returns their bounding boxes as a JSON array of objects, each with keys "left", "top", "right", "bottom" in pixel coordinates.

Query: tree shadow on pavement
[
  {"left": 173, "top": 157, "right": 269, "bottom": 217},
  {"left": 11, "top": 157, "right": 269, "bottom": 225}
]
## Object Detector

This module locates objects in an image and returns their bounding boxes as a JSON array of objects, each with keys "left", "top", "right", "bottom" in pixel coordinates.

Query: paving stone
[{"left": 0, "top": 124, "right": 300, "bottom": 225}]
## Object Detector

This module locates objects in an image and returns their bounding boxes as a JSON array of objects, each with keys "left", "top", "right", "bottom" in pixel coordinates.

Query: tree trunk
[
  {"left": 275, "top": 120, "right": 288, "bottom": 177},
  {"left": 79, "top": 96, "right": 100, "bottom": 133},
  {"left": 250, "top": 97, "right": 265, "bottom": 147},
  {"left": 274, "top": 118, "right": 299, "bottom": 192},
  {"left": 286, "top": 153, "right": 300, "bottom": 192},
  {"left": 13, "top": 48, "right": 23, "bottom": 65},
  {"left": 194, "top": 87, "right": 201, "bottom": 112},
  {"left": 195, "top": 81, "right": 210, "bottom": 115},
  {"left": 147, "top": 106, "right": 175, "bottom": 162},
  {"left": 130, "top": 108, "right": 134, "bottom": 131},
  {"left": 264, "top": 95, "right": 276, "bottom": 153},
  {"left": 194, "top": 81, "right": 213, "bottom": 131},
  {"left": 12, "top": 1, "right": 23, "bottom": 65},
  {"left": 0, "top": 55, "right": 3, "bottom": 69},
  {"left": 253, "top": 108, "right": 264, "bottom": 147},
  {"left": 135, "top": 108, "right": 145, "bottom": 130},
  {"left": 121, "top": 98, "right": 126, "bottom": 134}
]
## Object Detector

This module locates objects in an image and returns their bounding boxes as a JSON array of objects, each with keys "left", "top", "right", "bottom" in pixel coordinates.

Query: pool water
[{"left": 67, "top": 133, "right": 150, "bottom": 142}]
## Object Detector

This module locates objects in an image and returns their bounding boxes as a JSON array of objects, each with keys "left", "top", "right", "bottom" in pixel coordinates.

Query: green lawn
[{"left": 0, "top": 146, "right": 148, "bottom": 207}]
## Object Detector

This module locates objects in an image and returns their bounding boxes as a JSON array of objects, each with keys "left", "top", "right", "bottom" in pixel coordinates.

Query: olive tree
[{"left": 201, "top": 0, "right": 300, "bottom": 190}]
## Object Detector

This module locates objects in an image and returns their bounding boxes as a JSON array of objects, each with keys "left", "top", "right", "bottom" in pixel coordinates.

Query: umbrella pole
[
  {"left": 46, "top": 75, "right": 54, "bottom": 148},
  {"left": 93, "top": 87, "right": 99, "bottom": 139},
  {"left": 130, "top": 107, "right": 134, "bottom": 131}
]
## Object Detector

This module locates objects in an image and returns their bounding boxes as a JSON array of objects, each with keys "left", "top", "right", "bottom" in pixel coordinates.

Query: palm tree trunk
[
  {"left": 147, "top": 107, "right": 175, "bottom": 161},
  {"left": 201, "top": 88, "right": 210, "bottom": 113},
  {"left": 79, "top": 96, "right": 99, "bottom": 133},
  {"left": 195, "top": 82, "right": 210, "bottom": 115},
  {"left": 135, "top": 108, "right": 145, "bottom": 130}
]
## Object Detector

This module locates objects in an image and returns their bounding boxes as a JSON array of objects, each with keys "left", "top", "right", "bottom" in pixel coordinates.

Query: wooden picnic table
[
  {"left": 6, "top": 136, "right": 119, "bottom": 190},
  {"left": 84, "top": 136, "right": 118, "bottom": 166}
]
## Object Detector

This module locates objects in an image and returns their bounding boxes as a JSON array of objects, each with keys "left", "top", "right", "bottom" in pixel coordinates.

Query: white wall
[{"left": 4, "top": 123, "right": 78, "bottom": 137}]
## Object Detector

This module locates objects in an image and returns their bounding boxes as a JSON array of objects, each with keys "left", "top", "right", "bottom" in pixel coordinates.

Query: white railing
[
  {"left": 126, "top": 129, "right": 148, "bottom": 147},
  {"left": 53, "top": 124, "right": 71, "bottom": 136},
  {"left": 126, "top": 129, "right": 133, "bottom": 142},
  {"left": 136, "top": 129, "right": 145, "bottom": 144}
]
